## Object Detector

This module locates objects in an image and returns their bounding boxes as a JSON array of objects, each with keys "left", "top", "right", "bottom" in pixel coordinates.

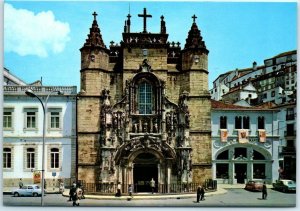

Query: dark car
[
  {"left": 272, "top": 180, "right": 296, "bottom": 193},
  {"left": 244, "top": 180, "right": 263, "bottom": 192}
]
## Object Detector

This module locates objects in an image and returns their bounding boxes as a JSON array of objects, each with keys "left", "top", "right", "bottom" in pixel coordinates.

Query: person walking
[
  {"left": 128, "top": 184, "right": 133, "bottom": 198},
  {"left": 115, "top": 182, "right": 121, "bottom": 197},
  {"left": 19, "top": 178, "right": 23, "bottom": 188},
  {"left": 150, "top": 178, "right": 155, "bottom": 194},
  {"left": 200, "top": 186, "right": 205, "bottom": 201},
  {"left": 262, "top": 181, "right": 267, "bottom": 200},
  {"left": 196, "top": 186, "right": 201, "bottom": 203},
  {"left": 75, "top": 186, "right": 83, "bottom": 206},
  {"left": 71, "top": 185, "right": 78, "bottom": 206}
]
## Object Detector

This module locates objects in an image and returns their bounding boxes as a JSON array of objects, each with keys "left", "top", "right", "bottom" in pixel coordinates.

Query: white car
[{"left": 12, "top": 185, "right": 42, "bottom": 197}]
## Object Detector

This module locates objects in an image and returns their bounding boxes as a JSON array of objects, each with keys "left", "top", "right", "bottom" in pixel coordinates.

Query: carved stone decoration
[
  {"left": 139, "top": 59, "right": 152, "bottom": 72},
  {"left": 176, "top": 148, "right": 192, "bottom": 182},
  {"left": 166, "top": 111, "right": 178, "bottom": 134},
  {"left": 109, "top": 151, "right": 115, "bottom": 174},
  {"left": 100, "top": 90, "right": 113, "bottom": 146}
]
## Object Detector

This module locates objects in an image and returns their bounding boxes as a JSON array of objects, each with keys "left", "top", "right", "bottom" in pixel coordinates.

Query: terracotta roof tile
[{"left": 211, "top": 100, "right": 275, "bottom": 111}]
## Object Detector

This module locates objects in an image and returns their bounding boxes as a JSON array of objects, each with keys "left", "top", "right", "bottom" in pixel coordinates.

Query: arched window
[
  {"left": 220, "top": 116, "right": 227, "bottom": 129},
  {"left": 258, "top": 116, "right": 265, "bottom": 129},
  {"left": 253, "top": 150, "right": 266, "bottom": 160},
  {"left": 243, "top": 116, "right": 250, "bottom": 129},
  {"left": 216, "top": 150, "right": 229, "bottom": 160},
  {"left": 3, "top": 148, "right": 11, "bottom": 168},
  {"left": 138, "top": 82, "right": 152, "bottom": 114},
  {"left": 235, "top": 116, "right": 242, "bottom": 129},
  {"left": 50, "top": 148, "right": 59, "bottom": 169},
  {"left": 26, "top": 148, "right": 35, "bottom": 169}
]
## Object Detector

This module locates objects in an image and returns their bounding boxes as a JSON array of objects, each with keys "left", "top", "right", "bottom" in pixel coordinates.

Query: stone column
[
  {"left": 167, "top": 162, "right": 171, "bottom": 193},
  {"left": 230, "top": 163, "right": 236, "bottom": 184},
  {"left": 248, "top": 162, "right": 253, "bottom": 181},
  {"left": 157, "top": 163, "right": 161, "bottom": 192}
]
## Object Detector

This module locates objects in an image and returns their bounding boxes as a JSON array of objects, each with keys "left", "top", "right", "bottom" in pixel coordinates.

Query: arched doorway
[
  {"left": 214, "top": 144, "right": 273, "bottom": 184},
  {"left": 133, "top": 153, "right": 159, "bottom": 192}
]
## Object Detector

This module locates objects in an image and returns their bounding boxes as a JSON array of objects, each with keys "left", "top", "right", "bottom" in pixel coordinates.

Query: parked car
[
  {"left": 272, "top": 180, "right": 296, "bottom": 193},
  {"left": 12, "top": 185, "right": 42, "bottom": 197},
  {"left": 244, "top": 180, "right": 263, "bottom": 192}
]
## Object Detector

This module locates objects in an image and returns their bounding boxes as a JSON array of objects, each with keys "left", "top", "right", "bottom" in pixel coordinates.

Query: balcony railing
[
  {"left": 78, "top": 180, "right": 217, "bottom": 194},
  {"left": 279, "top": 146, "right": 296, "bottom": 155},
  {"left": 284, "top": 130, "right": 296, "bottom": 137},
  {"left": 3, "top": 85, "right": 77, "bottom": 95},
  {"left": 286, "top": 114, "right": 295, "bottom": 121}
]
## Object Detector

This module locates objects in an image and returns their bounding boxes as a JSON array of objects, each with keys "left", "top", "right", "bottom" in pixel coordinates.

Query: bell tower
[
  {"left": 80, "top": 11, "right": 110, "bottom": 95},
  {"left": 181, "top": 14, "right": 212, "bottom": 183}
]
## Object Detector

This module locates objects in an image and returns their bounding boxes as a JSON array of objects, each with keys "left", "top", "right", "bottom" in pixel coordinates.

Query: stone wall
[
  {"left": 123, "top": 48, "right": 168, "bottom": 70},
  {"left": 77, "top": 97, "right": 101, "bottom": 132}
]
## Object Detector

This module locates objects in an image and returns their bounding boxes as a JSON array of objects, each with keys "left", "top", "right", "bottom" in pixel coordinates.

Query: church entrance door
[{"left": 133, "top": 153, "right": 159, "bottom": 192}]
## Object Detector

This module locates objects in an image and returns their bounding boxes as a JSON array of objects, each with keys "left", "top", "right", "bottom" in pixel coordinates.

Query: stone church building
[{"left": 77, "top": 9, "right": 212, "bottom": 193}]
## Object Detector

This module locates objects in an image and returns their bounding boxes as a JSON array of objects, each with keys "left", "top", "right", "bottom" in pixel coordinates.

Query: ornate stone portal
[
  {"left": 98, "top": 62, "right": 193, "bottom": 191},
  {"left": 77, "top": 8, "right": 212, "bottom": 193}
]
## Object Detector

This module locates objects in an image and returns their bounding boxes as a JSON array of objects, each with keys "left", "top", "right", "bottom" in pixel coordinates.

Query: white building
[
  {"left": 211, "top": 100, "right": 280, "bottom": 184},
  {"left": 272, "top": 102, "right": 296, "bottom": 181},
  {"left": 3, "top": 69, "right": 77, "bottom": 190}
]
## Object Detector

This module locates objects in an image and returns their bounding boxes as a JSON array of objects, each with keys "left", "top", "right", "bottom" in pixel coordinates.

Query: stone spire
[
  {"left": 127, "top": 13, "right": 131, "bottom": 33},
  {"left": 83, "top": 11, "right": 106, "bottom": 48},
  {"left": 160, "top": 15, "right": 166, "bottom": 34},
  {"left": 184, "top": 14, "right": 207, "bottom": 50}
]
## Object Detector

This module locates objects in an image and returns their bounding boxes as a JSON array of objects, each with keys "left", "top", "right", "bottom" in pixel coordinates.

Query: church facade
[{"left": 77, "top": 9, "right": 212, "bottom": 192}]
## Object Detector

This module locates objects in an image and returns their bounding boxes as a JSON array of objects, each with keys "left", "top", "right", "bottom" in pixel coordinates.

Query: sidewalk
[
  {"left": 4, "top": 184, "right": 273, "bottom": 199},
  {"left": 61, "top": 184, "right": 274, "bottom": 200},
  {"left": 62, "top": 186, "right": 228, "bottom": 200}
]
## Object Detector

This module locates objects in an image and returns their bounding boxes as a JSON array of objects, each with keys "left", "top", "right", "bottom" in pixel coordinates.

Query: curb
[{"left": 61, "top": 188, "right": 227, "bottom": 200}]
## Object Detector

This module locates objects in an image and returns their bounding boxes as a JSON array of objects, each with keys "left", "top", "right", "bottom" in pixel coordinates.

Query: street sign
[
  {"left": 33, "top": 171, "right": 41, "bottom": 184},
  {"left": 52, "top": 172, "right": 56, "bottom": 177}
]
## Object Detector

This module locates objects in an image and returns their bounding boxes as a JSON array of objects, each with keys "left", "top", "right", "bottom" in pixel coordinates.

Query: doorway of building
[
  {"left": 235, "top": 163, "right": 247, "bottom": 184},
  {"left": 133, "top": 153, "right": 158, "bottom": 192}
]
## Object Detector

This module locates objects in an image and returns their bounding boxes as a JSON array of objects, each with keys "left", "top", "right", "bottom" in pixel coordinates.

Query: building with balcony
[
  {"left": 210, "top": 50, "right": 297, "bottom": 182},
  {"left": 273, "top": 102, "right": 296, "bottom": 181},
  {"left": 3, "top": 68, "right": 77, "bottom": 189},
  {"left": 211, "top": 100, "right": 280, "bottom": 184}
]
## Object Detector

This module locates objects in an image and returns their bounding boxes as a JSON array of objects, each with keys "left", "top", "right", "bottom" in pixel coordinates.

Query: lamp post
[{"left": 25, "top": 89, "right": 63, "bottom": 206}]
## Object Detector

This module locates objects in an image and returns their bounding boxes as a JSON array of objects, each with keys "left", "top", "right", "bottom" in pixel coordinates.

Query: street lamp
[{"left": 25, "top": 89, "right": 63, "bottom": 206}]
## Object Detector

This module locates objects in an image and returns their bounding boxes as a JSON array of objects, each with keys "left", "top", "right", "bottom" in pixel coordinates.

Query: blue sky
[{"left": 3, "top": 1, "right": 297, "bottom": 89}]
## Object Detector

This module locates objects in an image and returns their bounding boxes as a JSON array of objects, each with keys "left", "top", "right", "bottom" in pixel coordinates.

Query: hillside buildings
[{"left": 210, "top": 50, "right": 297, "bottom": 182}]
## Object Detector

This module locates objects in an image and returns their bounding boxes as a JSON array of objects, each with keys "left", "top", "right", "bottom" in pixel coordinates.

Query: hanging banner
[
  {"left": 33, "top": 171, "right": 41, "bottom": 184},
  {"left": 220, "top": 129, "right": 228, "bottom": 142},
  {"left": 258, "top": 129, "right": 266, "bottom": 143},
  {"left": 238, "top": 129, "right": 249, "bottom": 143}
]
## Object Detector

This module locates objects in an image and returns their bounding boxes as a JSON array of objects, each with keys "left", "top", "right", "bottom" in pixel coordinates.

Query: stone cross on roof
[
  {"left": 192, "top": 14, "right": 197, "bottom": 23},
  {"left": 92, "top": 11, "right": 98, "bottom": 20},
  {"left": 138, "top": 8, "right": 152, "bottom": 33}
]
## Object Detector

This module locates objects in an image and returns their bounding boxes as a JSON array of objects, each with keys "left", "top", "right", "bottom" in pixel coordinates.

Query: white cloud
[{"left": 4, "top": 3, "right": 70, "bottom": 57}]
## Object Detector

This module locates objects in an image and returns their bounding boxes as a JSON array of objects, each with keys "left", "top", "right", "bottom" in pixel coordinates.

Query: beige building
[{"left": 77, "top": 9, "right": 211, "bottom": 193}]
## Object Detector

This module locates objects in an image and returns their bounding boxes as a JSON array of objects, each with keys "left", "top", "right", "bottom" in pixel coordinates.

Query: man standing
[
  {"left": 115, "top": 182, "right": 121, "bottom": 197},
  {"left": 150, "top": 178, "right": 155, "bottom": 194},
  {"left": 262, "top": 181, "right": 267, "bottom": 200},
  {"left": 200, "top": 186, "right": 205, "bottom": 201},
  {"left": 196, "top": 186, "right": 201, "bottom": 203},
  {"left": 128, "top": 184, "right": 133, "bottom": 198},
  {"left": 19, "top": 178, "right": 23, "bottom": 188}
]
